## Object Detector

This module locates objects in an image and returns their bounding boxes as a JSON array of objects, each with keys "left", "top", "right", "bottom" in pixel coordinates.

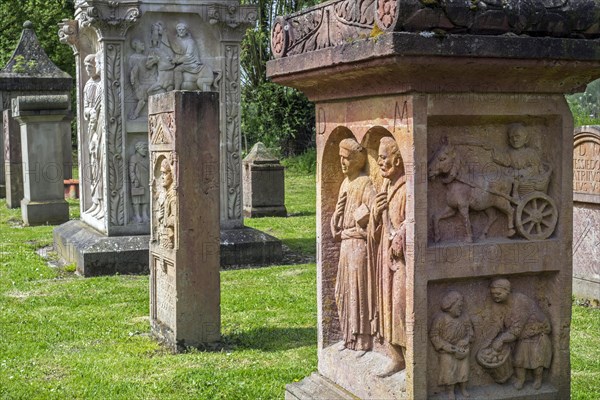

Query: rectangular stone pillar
[
  {"left": 149, "top": 91, "right": 220, "bottom": 350},
  {"left": 3, "top": 109, "right": 23, "bottom": 208},
  {"left": 267, "top": 1, "right": 600, "bottom": 399},
  {"left": 13, "top": 95, "right": 70, "bottom": 226}
]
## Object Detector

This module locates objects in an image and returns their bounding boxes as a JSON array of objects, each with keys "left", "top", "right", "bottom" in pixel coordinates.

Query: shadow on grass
[
  {"left": 222, "top": 326, "right": 317, "bottom": 352},
  {"left": 282, "top": 238, "right": 316, "bottom": 258},
  {"left": 286, "top": 211, "right": 315, "bottom": 217}
]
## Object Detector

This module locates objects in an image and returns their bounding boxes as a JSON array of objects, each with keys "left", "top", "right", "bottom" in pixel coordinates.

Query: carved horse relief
[{"left": 428, "top": 136, "right": 558, "bottom": 243}]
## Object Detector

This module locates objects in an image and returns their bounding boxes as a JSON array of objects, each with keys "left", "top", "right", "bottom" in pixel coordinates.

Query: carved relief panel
[
  {"left": 427, "top": 276, "right": 558, "bottom": 398},
  {"left": 427, "top": 118, "right": 561, "bottom": 244}
]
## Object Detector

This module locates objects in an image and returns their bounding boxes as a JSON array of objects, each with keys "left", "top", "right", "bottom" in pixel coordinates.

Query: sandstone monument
[
  {"left": 573, "top": 125, "right": 600, "bottom": 302},
  {"left": 149, "top": 91, "right": 220, "bottom": 351},
  {"left": 53, "top": 0, "right": 281, "bottom": 276},
  {"left": 0, "top": 21, "right": 72, "bottom": 207},
  {"left": 267, "top": 0, "right": 600, "bottom": 398}
]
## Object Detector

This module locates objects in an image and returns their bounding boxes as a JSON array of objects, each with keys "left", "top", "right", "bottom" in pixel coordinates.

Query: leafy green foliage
[
  {"left": 240, "top": 0, "right": 319, "bottom": 156},
  {"left": 0, "top": 1, "right": 75, "bottom": 78},
  {"left": 242, "top": 82, "right": 315, "bottom": 156},
  {"left": 567, "top": 78, "right": 600, "bottom": 127}
]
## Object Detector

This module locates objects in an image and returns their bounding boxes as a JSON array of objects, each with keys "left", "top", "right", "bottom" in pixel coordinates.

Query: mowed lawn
[{"left": 0, "top": 170, "right": 599, "bottom": 399}]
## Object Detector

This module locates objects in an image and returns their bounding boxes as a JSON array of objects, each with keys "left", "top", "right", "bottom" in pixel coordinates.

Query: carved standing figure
[
  {"left": 156, "top": 159, "right": 176, "bottom": 249},
  {"left": 129, "top": 141, "right": 150, "bottom": 223},
  {"left": 128, "top": 38, "right": 156, "bottom": 120},
  {"left": 83, "top": 53, "right": 104, "bottom": 219},
  {"left": 368, "top": 136, "right": 408, "bottom": 377},
  {"left": 488, "top": 278, "right": 552, "bottom": 390},
  {"left": 331, "top": 138, "right": 376, "bottom": 353},
  {"left": 430, "top": 291, "right": 473, "bottom": 400}
]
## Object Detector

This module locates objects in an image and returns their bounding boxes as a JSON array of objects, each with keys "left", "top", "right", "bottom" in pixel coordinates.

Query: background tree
[
  {"left": 0, "top": 0, "right": 75, "bottom": 77},
  {"left": 567, "top": 79, "right": 600, "bottom": 127},
  {"left": 240, "top": 0, "right": 319, "bottom": 156}
]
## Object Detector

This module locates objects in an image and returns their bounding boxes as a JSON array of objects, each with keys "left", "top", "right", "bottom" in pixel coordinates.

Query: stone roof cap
[
  {"left": 0, "top": 21, "right": 72, "bottom": 91},
  {"left": 270, "top": 0, "right": 600, "bottom": 60},
  {"left": 243, "top": 142, "right": 280, "bottom": 164}
]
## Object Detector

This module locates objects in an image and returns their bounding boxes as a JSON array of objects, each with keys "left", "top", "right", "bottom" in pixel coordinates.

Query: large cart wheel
[{"left": 515, "top": 192, "right": 558, "bottom": 240}]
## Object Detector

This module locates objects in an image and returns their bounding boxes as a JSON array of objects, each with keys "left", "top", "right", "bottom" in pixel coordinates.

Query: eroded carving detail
[
  {"left": 430, "top": 291, "right": 473, "bottom": 400},
  {"left": 153, "top": 155, "right": 177, "bottom": 250},
  {"left": 149, "top": 112, "right": 175, "bottom": 145},
  {"left": 106, "top": 43, "right": 125, "bottom": 226},
  {"left": 129, "top": 141, "right": 150, "bottom": 224},
  {"left": 225, "top": 44, "right": 242, "bottom": 221},
  {"left": 273, "top": 0, "right": 600, "bottom": 58},
  {"left": 76, "top": 1, "right": 140, "bottom": 39},
  {"left": 477, "top": 278, "right": 552, "bottom": 391},
  {"left": 428, "top": 123, "right": 557, "bottom": 243},
  {"left": 128, "top": 38, "right": 156, "bottom": 120}
]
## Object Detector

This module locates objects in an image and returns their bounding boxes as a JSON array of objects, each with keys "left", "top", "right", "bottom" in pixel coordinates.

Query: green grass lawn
[{"left": 0, "top": 169, "right": 599, "bottom": 399}]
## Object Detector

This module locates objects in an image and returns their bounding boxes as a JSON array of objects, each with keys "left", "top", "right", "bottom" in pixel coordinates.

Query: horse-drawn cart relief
[{"left": 428, "top": 123, "right": 558, "bottom": 243}]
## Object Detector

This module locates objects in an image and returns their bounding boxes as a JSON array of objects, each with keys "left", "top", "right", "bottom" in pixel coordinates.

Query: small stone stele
[
  {"left": 148, "top": 91, "right": 221, "bottom": 351},
  {"left": 12, "top": 95, "right": 70, "bottom": 226},
  {"left": 243, "top": 142, "right": 287, "bottom": 218}
]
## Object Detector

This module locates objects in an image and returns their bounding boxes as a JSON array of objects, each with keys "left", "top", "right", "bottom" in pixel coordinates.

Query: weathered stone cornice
[{"left": 271, "top": 0, "right": 600, "bottom": 59}]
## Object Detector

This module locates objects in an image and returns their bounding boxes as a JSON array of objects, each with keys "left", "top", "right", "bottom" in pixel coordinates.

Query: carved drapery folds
[{"left": 272, "top": 0, "right": 600, "bottom": 58}]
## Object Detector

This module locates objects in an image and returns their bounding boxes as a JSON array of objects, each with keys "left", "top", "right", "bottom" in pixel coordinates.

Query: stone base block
[
  {"left": 22, "top": 198, "right": 69, "bottom": 226},
  {"left": 319, "top": 343, "right": 407, "bottom": 399},
  {"left": 285, "top": 373, "right": 358, "bottom": 400},
  {"left": 53, "top": 220, "right": 149, "bottom": 277},
  {"left": 220, "top": 226, "right": 283, "bottom": 267},
  {"left": 243, "top": 205, "right": 287, "bottom": 218},
  {"left": 573, "top": 277, "right": 600, "bottom": 302}
]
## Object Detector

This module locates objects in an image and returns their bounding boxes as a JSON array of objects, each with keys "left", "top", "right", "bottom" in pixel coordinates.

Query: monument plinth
[
  {"left": 149, "top": 91, "right": 221, "bottom": 351},
  {"left": 268, "top": 1, "right": 600, "bottom": 398}
]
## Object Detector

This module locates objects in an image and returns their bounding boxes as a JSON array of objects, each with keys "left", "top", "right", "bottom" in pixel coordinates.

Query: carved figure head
[
  {"left": 84, "top": 53, "right": 98, "bottom": 78},
  {"left": 428, "top": 136, "right": 456, "bottom": 180},
  {"left": 378, "top": 136, "right": 404, "bottom": 180},
  {"left": 135, "top": 141, "right": 148, "bottom": 156},
  {"left": 508, "top": 123, "right": 529, "bottom": 149},
  {"left": 339, "top": 138, "right": 366, "bottom": 178},
  {"left": 131, "top": 38, "right": 145, "bottom": 53},
  {"left": 160, "top": 159, "right": 173, "bottom": 189},
  {"left": 441, "top": 290, "right": 464, "bottom": 318},
  {"left": 490, "top": 278, "right": 511, "bottom": 303},
  {"left": 176, "top": 23, "right": 189, "bottom": 38}
]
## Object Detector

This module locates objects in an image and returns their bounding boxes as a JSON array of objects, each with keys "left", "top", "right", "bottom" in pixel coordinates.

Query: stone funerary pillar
[
  {"left": 267, "top": 1, "right": 600, "bottom": 399},
  {"left": 149, "top": 91, "right": 221, "bottom": 350},
  {"left": 55, "top": 0, "right": 259, "bottom": 275}
]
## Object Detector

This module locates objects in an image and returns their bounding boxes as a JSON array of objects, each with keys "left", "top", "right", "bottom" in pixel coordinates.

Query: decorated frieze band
[{"left": 271, "top": 0, "right": 600, "bottom": 58}]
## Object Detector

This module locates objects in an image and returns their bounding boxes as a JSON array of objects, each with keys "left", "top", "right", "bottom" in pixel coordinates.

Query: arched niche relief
[{"left": 151, "top": 153, "right": 178, "bottom": 251}]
